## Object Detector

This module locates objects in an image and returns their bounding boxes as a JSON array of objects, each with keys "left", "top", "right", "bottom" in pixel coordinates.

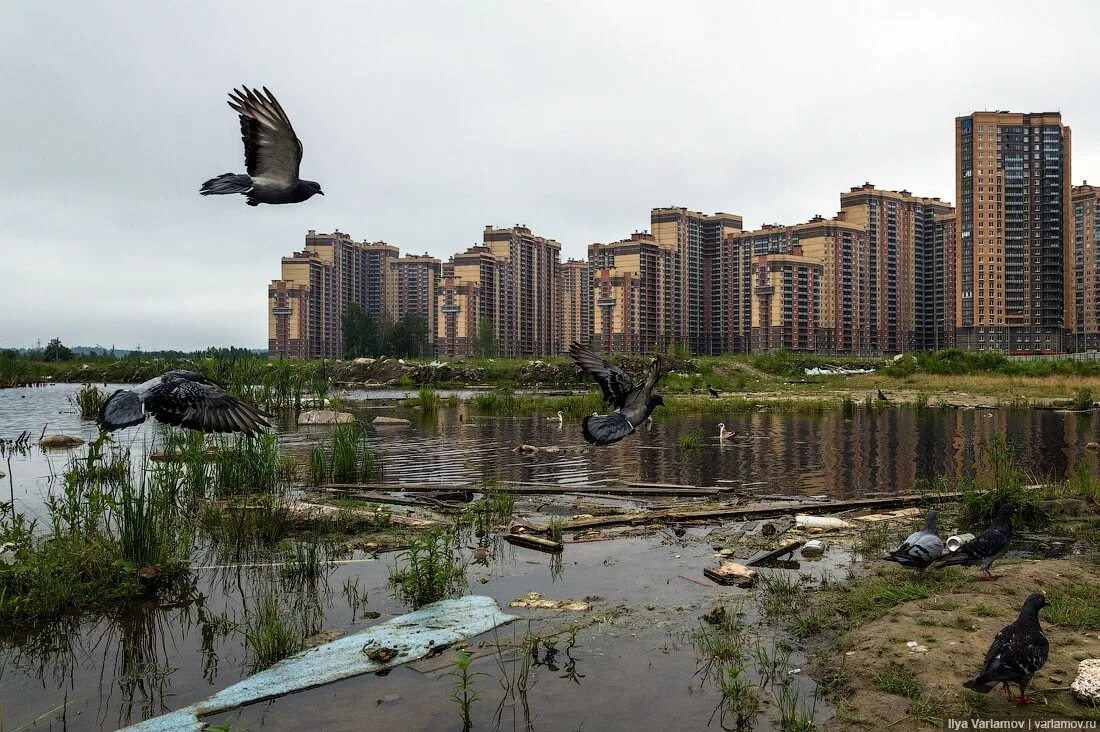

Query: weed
[
  {"left": 244, "top": 585, "right": 304, "bottom": 672},
  {"left": 914, "top": 391, "right": 929, "bottom": 410},
  {"left": 677, "top": 431, "right": 702, "bottom": 450},
  {"left": 389, "top": 532, "right": 466, "bottom": 609},
  {"left": 959, "top": 434, "right": 1047, "bottom": 530},
  {"left": 447, "top": 649, "right": 488, "bottom": 731},
  {"left": 1044, "top": 581, "right": 1100, "bottom": 630},
  {"left": 308, "top": 444, "right": 326, "bottom": 487},
  {"left": 547, "top": 517, "right": 564, "bottom": 544},
  {"left": 1074, "top": 386, "right": 1095, "bottom": 411},
  {"left": 841, "top": 397, "right": 855, "bottom": 420},
  {"left": 417, "top": 387, "right": 440, "bottom": 411},
  {"left": 283, "top": 537, "right": 332, "bottom": 582},
  {"left": 72, "top": 384, "right": 107, "bottom": 420},
  {"left": 757, "top": 572, "right": 808, "bottom": 620}
]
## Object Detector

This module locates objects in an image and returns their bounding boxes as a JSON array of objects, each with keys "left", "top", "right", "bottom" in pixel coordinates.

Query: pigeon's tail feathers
[
  {"left": 582, "top": 413, "right": 636, "bottom": 445},
  {"left": 962, "top": 674, "right": 1000, "bottom": 694},
  {"left": 935, "top": 550, "right": 974, "bottom": 567},
  {"left": 200, "top": 173, "right": 252, "bottom": 195},
  {"left": 99, "top": 389, "right": 145, "bottom": 432}
]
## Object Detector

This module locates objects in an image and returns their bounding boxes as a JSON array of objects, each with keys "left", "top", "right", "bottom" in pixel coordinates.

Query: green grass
[
  {"left": 827, "top": 569, "right": 968, "bottom": 624},
  {"left": 71, "top": 383, "right": 107, "bottom": 420},
  {"left": 1044, "top": 581, "right": 1100, "bottom": 630},
  {"left": 389, "top": 532, "right": 466, "bottom": 609},
  {"left": 244, "top": 585, "right": 311, "bottom": 672}
]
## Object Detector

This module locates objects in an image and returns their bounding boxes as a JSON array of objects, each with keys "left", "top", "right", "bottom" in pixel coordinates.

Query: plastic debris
[
  {"left": 509, "top": 592, "right": 591, "bottom": 611},
  {"left": 118, "top": 596, "right": 516, "bottom": 732},
  {"left": 703, "top": 561, "right": 758, "bottom": 587},
  {"left": 800, "top": 539, "right": 825, "bottom": 558},
  {"left": 945, "top": 533, "right": 976, "bottom": 552},
  {"left": 794, "top": 514, "right": 853, "bottom": 531}
]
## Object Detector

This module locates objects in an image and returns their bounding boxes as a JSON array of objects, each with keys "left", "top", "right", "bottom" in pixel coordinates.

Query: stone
[
  {"left": 509, "top": 592, "right": 591, "bottom": 612},
  {"left": 297, "top": 410, "right": 355, "bottom": 425},
  {"left": 353, "top": 357, "right": 375, "bottom": 365},
  {"left": 801, "top": 539, "right": 825, "bottom": 558},
  {"left": 1041, "top": 498, "right": 1089, "bottom": 517},
  {"left": 1087, "top": 442, "right": 1100, "bottom": 453},
  {"left": 718, "top": 548, "right": 734, "bottom": 557},
  {"left": 514, "top": 444, "right": 539, "bottom": 454},
  {"left": 1072, "top": 659, "right": 1100, "bottom": 705},
  {"left": 38, "top": 434, "right": 84, "bottom": 448},
  {"left": 371, "top": 416, "right": 411, "bottom": 426}
]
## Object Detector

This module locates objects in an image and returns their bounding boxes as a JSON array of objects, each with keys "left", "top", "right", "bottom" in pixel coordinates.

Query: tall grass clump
[
  {"left": 72, "top": 384, "right": 108, "bottom": 420},
  {"left": 959, "top": 434, "right": 1047, "bottom": 530},
  {"left": 389, "top": 531, "right": 466, "bottom": 609},
  {"left": 308, "top": 444, "right": 326, "bottom": 487},
  {"left": 244, "top": 584, "right": 315, "bottom": 672},
  {"left": 417, "top": 387, "right": 440, "bottom": 412},
  {"left": 1074, "top": 386, "right": 1095, "bottom": 411},
  {"left": 211, "top": 433, "right": 282, "bottom": 494}
]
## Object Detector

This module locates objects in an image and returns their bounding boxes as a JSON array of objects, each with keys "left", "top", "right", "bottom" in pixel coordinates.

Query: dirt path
[{"left": 822, "top": 559, "right": 1100, "bottom": 729}]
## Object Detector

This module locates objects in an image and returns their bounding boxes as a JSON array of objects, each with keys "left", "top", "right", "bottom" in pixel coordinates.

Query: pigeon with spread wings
[
  {"left": 99, "top": 371, "right": 272, "bottom": 436},
  {"left": 568, "top": 343, "right": 666, "bottom": 446},
  {"left": 200, "top": 86, "right": 323, "bottom": 206}
]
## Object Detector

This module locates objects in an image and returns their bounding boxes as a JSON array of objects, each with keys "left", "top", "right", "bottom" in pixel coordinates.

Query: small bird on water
[
  {"left": 200, "top": 86, "right": 323, "bottom": 206},
  {"left": 98, "top": 371, "right": 272, "bottom": 435},
  {"left": 963, "top": 592, "right": 1048, "bottom": 706},
  {"left": 882, "top": 509, "right": 943, "bottom": 576},
  {"left": 568, "top": 342, "right": 667, "bottom": 446},
  {"left": 936, "top": 503, "right": 1015, "bottom": 579}
]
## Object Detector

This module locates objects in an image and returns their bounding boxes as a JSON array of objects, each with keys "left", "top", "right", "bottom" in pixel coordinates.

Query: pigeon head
[
  {"left": 647, "top": 394, "right": 665, "bottom": 410},
  {"left": 924, "top": 509, "right": 938, "bottom": 532},
  {"left": 301, "top": 180, "right": 324, "bottom": 197},
  {"left": 995, "top": 502, "right": 1017, "bottom": 520},
  {"left": 1021, "top": 592, "right": 1047, "bottom": 616}
]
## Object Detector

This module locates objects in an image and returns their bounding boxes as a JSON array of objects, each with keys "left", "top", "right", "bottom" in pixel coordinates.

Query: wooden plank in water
[
  {"left": 324, "top": 483, "right": 721, "bottom": 497},
  {"left": 745, "top": 541, "right": 804, "bottom": 567},
  {"left": 502, "top": 533, "right": 564, "bottom": 553}
]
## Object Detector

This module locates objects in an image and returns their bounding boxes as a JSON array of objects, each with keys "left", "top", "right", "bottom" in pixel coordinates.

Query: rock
[
  {"left": 353, "top": 357, "right": 375, "bottom": 365},
  {"left": 1072, "top": 659, "right": 1100, "bottom": 705},
  {"left": 906, "top": 640, "right": 929, "bottom": 653},
  {"left": 371, "top": 416, "right": 411, "bottom": 426},
  {"left": 1087, "top": 442, "right": 1100, "bottom": 452},
  {"left": 1041, "top": 498, "right": 1089, "bottom": 517},
  {"left": 362, "top": 642, "right": 399, "bottom": 662},
  {"left": 298, "top": 410, "right": 355, "bottom": 425},
  {"left": 514, "top": 444, "right": 540, "bottom": 454},
  {"left": 760, "top": 522, "right": 777, "bottom": 536},
  {"left": 703, "top": 561, "right": 758, "bottom": 587},
  {"left": 0, "top": 470, "right": 5, "bottom": 479},
  {"left": 38, "top": 434, "right": 84, "bottom": 448},
  {"left": 509, "top": 592, "right": 591, "bottom": 612},
  {"left": 718, "top": 548, "right": 735, "bottom": 557},
  {"left": 305, "top": 628, "right": 346, "bottom": 648}
]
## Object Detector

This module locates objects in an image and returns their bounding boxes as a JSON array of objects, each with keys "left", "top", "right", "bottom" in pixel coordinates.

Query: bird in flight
[
  {"left": 200, "top": 86, "right": 323, "bottom": 206},
  {"left": 99, "top": 371, "right": 273, "bottom": 436},
  {"left": 568, "top": 343, "right": 666, "bottom": 446}
]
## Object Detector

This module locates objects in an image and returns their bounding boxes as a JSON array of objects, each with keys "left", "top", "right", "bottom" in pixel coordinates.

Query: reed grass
[
  {"left": 389, "top": 531, "right": 466, "bottom": 609},
  {"left": 71, "top": 384, "right": 108, "bottom": 420}
]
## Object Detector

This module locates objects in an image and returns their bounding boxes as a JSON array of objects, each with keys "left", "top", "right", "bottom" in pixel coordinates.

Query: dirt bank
[{"left": 821, "top": 559, "right": 1100, "bottom": 729}]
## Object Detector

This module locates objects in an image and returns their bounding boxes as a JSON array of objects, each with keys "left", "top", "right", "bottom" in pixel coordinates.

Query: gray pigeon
[
  {"left": 936, "top": 503, "right": 1015, "bottom": 579},
  {"left": 200, "top": 86, "right": 323, "bottom": 206},
  {"left": 99, "top": 371, "right": 272, "bottom": 436},
  {"left": 963, "top": 592, "right": 1048, "bottom": 705},
  {"left": 883, "top": 509, "right": 943, "bottom": 575},
  {"left": 568, "top": 342, "right": 666, "bottom": 446}
]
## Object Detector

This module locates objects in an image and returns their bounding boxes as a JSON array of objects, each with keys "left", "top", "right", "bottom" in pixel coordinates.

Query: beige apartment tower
[{"left": 955, "top": 111, "right": 1072, "bottom": 353}]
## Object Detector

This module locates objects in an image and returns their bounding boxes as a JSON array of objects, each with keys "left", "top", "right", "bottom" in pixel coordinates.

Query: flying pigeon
[
  {"left": 568, "top": 342, "right": 666, "bottom": 446},
  {"left": 963, "top": 592, "right": 1048, "bottom": 705},
  {"left": 200, "top": 86, "right": 323, "bottom": 206},
  {"left": 707, "top": 385, "right": 720, "bottom": 398},
  {"left": 936, "top": 503, "right": 1015, "bottom": 579},
  {"left": 99, "top": 371, "right": 272, "bottom": 436},
  {"left": 883, "top": 509, "right": 943, "bottom": 575}
]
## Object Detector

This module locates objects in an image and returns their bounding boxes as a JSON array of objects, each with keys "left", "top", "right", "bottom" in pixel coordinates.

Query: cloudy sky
[{"left": 5, "top": 1, "right": 1100, "bottom": 350}]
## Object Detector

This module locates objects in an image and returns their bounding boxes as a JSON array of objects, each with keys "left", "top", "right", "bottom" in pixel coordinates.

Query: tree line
[{"left": 342, "top": 305, "right": 430, "bottom": 359}]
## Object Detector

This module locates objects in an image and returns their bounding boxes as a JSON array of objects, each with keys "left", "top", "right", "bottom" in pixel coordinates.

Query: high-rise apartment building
[
  {"left": 559, "top": 258, "right": 592, "bottom": 352},
  {"left": 268, "top": 230, "right": 398, "bottom": 358},
  {"left": 839, "top": 184, "right": 953, "bottom": 352},
  {"left": 387, "top": 254, "right": 441, "bottom": 352},
  {"left": 717, "top": 225, "right": 799, "bottom": 353},
  {"left": 955, "top": 111, "right": 1072, "bottom": 353},
  {"left": 588, "top": 233, "right": 673, "bottom": 354},
  {"left": 920, "top": 213, "right": 958, "bottom": 350},
  {"left": 1072, "top": 183, "right": 1100, "bottom": 351},
  {"left": 436, "top": 246, "right": 500, "bottom": 357},
  {"left": 650, "top": 207, "right": 743, "bottom": 354},
  {"left": 750, "top": 245, "right": 822, "bottom": 353},
  {"left": 482, "top": 225, "right": 561, "bottom": 357}
]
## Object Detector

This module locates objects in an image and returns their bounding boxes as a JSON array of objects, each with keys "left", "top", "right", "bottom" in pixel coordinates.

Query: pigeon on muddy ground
[
  {"left": 963, "top": 592, "right": 1049, "bottom": 705},
  {"left": 882, "top": 509, "right": 943, "bottom": 576},
  {"left": 936, "top": 503, "right": 1015, "bottom": 579}
]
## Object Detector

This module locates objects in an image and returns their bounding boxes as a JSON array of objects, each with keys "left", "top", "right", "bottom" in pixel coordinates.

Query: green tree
[
  {"left": 342, "top": 304, "right": 379, "bottom": 358},
  {"left": 393, "top": 314, "right": 429, "bottom": 358},
  {"left": 474, "top": 318, "right": 497, "bottom": 357},
  {"left": 43, "top": 337, "right": 73, "bottom": 362}
]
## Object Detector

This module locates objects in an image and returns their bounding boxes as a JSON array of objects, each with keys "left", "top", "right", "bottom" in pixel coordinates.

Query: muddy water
[{"left": 0, "top": 384, "right": 1097, "bottom": 731}]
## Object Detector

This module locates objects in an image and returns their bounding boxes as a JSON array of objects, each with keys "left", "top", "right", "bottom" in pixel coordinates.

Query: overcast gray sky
[{"left": 5, "top": 1, "right": 1100, "bottom": 351}]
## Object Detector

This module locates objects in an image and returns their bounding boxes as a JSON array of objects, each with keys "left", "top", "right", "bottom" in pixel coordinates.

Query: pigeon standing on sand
[
  {"left": 936, "top": 503, "right": 1015, "bottom": 579},
  {"left": 568, "top": 342, "right": 666, "bottom": 446},
  {"left": 963, "top": 592, "right": 1049, "bottom": 705},
  {"left": 99, "top": 371, "right": 272, "bottom": 436},
  {"left": 200, "top": 86, "right": 323, "bottom": 206},
  {"left": 882, "top": 509, "right": 943, "bottom": 576}
]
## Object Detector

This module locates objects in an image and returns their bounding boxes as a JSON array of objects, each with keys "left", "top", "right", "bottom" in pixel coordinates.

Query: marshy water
[{"left": 1, "top": 383, "right": 1098, "bottom": 731}]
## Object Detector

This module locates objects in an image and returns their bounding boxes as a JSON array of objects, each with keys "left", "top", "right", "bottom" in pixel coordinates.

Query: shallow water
[{"left": 0, "top": 384, "right": 1097, "bottom": 731}]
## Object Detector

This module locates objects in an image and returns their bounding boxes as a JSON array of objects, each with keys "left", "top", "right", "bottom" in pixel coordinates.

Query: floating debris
[
  {"left": 703, "top": 561, "right": 757, "bottom": 587},
  {"left": 298, "top": 409, "right": 355, "bottom": 425},
  {"left": 509, "top": 592, "right": 591, "bottom": 611}
]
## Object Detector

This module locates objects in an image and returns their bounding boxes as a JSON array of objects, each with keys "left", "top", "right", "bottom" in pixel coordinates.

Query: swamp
[{"left": 3, "top": 355, "right": 1100, "bottom": 731}]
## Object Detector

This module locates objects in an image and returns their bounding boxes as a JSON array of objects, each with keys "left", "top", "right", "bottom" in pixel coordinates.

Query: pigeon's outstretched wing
[
  {"left": 145, "top": 371, "right": 273, "bottom": 436},
  {"left": 569, "top": 342, "right": 633, "bottom": 407},
  {"left": 228, "top": 86, "right": 303, "bottom": 185},
  {"left": 581, "top": 413, "right": 636, "bottom": 446}
]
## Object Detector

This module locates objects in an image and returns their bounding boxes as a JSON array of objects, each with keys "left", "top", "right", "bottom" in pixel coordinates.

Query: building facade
[
  {"left": 650, "top": 207, "right": 743, "bottom": 354},
  {"left": 955, "top": 111, "right": 1072, "bottom": 353},
  {"left": 482, "top": 225, "right": 561, "bottom": 357},
  {"left": 588, "top": 233, "right": 673, "bottom": 354},
  {"left": 750, "top": 246, "right": 822, "bottom": 353},
  {"left": 387, "top": 254, "right": 442, "bottom": 353},
  {"left": 919, "top": 213, "right": 958, "bottom": 350},
  {"left": 559, "top": 258, "right": 592, "bottom": 352},
  {"left": 839, "top": 184, "right": 954, "bottom": 353},
  {"left": 1072, "top": 183, "right": 1100, "bottom": 351}
]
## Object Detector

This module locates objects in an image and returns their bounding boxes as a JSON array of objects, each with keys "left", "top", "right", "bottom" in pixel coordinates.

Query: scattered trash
[
  {"left": 371, "top": 416, "right": 411, "bottom": 426},
  {"left": 746, "top": 541, "right": 804, "bottom": 567},
  {"left": 703, "top": 561, "right": 758, "bottom": 587},
  {"left": 38, "top": 434, "right": 84, "bottom": 448},
  {"left": 795, "top": 514, "right": 853, "bottom": 531},
  {"left": 0, "top": 542, "right": 17, "bottom": 565},
  {"left": 118, "top": 596, "right": 517, "bottom": 732},
  {"left": 718, "top": 548, "right": 735, "bottom": 557},
  {"left": 804, "top": 367, "right": 875, "bottom": 376},
  {"left": 509, "top": 592, "right": 591, "bottom": 611},
  {"left": 297, "top": 410, "right": 355, "bottom": 425},
  {"left": 853, "top": 508, "right": 922, "bottom": 523},
  {"left": 362, "top": 642, "right": 399, "bottom": 662},
  {"left": 1072, "top": 659, "right": 1100, "bottom": 704},
  {"left": 906, "top": 641, "right": 929, "bottom": 653},
  {"left": 800, "top": 539, "right": 825, "bottom": 559},
  {"left": 945, "top": 533, "right": 976, "bottom": 553}
]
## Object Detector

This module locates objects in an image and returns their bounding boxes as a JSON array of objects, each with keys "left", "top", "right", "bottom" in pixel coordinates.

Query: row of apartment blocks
[{"left": 269, "top": 110, "right": 1100, "bottom": 358}]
